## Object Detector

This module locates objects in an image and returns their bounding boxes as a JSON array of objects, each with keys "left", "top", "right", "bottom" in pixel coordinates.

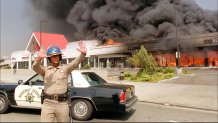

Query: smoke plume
[{"left": 29, "top": 0, "right": 218, "bottom": 42}]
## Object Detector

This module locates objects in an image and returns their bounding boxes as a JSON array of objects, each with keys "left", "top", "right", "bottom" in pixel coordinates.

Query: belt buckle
[{"left": 54, "top": 95, "right": 58, "bottom": 101}]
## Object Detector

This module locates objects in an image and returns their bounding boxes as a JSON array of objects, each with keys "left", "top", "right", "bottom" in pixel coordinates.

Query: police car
[{"left": 0, "top": 71, "right": 138, "bottom": 121}]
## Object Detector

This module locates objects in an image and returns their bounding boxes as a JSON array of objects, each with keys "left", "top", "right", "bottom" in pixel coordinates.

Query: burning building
[{"left": 128, "top": 32, "right": 218, "bottom": 67}]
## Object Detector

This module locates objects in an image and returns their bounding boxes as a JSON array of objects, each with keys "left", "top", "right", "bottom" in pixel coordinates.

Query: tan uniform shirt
[{"left": 32, "top": 54, "right": 85, "bottom": 95}]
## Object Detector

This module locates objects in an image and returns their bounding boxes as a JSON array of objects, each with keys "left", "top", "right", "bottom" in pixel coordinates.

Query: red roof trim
[{"left": 33, "top": 32, "right": 68, "bottom": 49}]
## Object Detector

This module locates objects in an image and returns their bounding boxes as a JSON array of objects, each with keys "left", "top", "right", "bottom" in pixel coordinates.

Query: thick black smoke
[{"left": 29, "top": 0, "right": 217, "bottom": 42}]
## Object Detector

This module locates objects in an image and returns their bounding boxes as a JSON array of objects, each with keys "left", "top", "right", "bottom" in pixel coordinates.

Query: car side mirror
[
  {"left": 29, "top": 81, "right": 34, "bottom": 86},
  {"left": 18, "top": 80, "right": 23, "bottom": 85}
]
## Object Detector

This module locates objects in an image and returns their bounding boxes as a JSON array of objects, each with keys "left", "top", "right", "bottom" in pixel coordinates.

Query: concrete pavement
[
  {"left": 108, "top": 68, "right": 218, "bottom": 111},
  {"left": 109, "top": 80, "right": 217, "bottom": 111}
]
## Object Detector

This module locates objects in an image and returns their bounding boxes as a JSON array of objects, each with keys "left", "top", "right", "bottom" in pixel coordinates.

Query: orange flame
[
  {"left": 152, "top": 51, "right": 218, "bottom": 67},
  {"left": 103, "top": 39, "right": 122, "bottom": 45},
  {"left": 208, "top": 51, "right": 218, "bottom": 66}
]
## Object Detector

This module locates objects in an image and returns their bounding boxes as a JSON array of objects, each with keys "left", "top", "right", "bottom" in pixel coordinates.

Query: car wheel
[
  {"left": 0, "top": 94, "right": 9, "bottom": 114},
  {"left": 71, "top": 99, "right": 94, "bottom": 121}
]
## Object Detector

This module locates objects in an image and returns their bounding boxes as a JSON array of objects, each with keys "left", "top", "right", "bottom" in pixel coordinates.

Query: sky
[
  {"left": 195, "top": 0, "right": 218, "bottom": 10},
  {"left": 0, "top": 0, "right": 218, "bottom": 57}
]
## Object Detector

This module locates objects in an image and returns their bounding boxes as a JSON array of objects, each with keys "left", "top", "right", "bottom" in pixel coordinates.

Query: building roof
[
  {"left": 11, "top": 50, "right": 30, "bottom": 62},
  {"left": 101, "top": 39, "right": 123, "bottom": 46},
  {"left": 33, "top": 32, "right": 68, "bottom": 49},
  {"left": 62, "top": 40, "right": 101, "bottom": 58},
  {"left": 89, "top": 43, "right": 128, "bottom": 55},
  {"left": 0, "top": 60, "right": 10, "bottom": 66},
  {"left": 128, "top": 32, "right": 218, "bottom": 52}
]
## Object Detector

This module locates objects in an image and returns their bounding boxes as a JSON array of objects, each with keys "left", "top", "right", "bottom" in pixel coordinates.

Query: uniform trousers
[{"left": 41, "top": 99, "right": 69, "bottom": 122}]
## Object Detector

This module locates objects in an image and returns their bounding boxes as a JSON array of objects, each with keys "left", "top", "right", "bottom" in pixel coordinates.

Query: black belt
[{"left": 44, "top": 93, "right": 68, "bottom": 101}]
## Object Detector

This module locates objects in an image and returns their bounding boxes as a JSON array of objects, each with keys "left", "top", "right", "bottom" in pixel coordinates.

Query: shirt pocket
[
  {"left": 45, "top": 73, "right": 53, "bottom": 83},
  {"left": 56, "top": 73, "right": 67, "bottom": 84}
]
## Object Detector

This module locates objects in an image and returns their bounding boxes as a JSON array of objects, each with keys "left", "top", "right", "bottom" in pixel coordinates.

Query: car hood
[
  {"left": 0, "top": 83, "right": 17, "bottom": 85},
  {"left": 0, "top": 83, "right": 18, "bottom": 89}
]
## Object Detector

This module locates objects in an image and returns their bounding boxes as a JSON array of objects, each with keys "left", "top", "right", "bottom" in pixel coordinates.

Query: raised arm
[
  {"left": 67, "top": 41, "right": 87, "bottom": 73},
  {"left": 32, "top": 47, "right": 47, "bottom": 76}
]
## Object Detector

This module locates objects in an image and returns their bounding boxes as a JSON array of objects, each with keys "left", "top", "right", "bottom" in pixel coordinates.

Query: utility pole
[
  {"left": 40, "top": 20, "right": 48, "bottom": 48},
  {"left": 173, "top": 0, "right": 182, "bottom": 73},
  {"left": 39, "top": 20, "right": 48, "bottom": 67}
]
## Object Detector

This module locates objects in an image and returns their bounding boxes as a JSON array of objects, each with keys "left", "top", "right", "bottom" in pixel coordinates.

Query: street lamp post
[
  {"left": 39, "top": 20, "right": 48, "bottom": 67},
  {"left": 40, "top": 20, "right": 48, "bottom": 48},
  {"left": 173, "top": 1, "right": 181, "bottom": 70}
]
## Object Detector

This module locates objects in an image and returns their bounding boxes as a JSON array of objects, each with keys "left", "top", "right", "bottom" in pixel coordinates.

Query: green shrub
[
  {"left": 124, "top": 72, "right": 132, "bottom": 77},
  {"left": 124, "top": 67, "right": 175, "bottom": 82},
  {"left": 82, "top": 64, "right": 91, "bottom": 70},
  {"left": 137, "top": 74, "right": 152, "bottom": 81},
  {"left": 130, "top": 75, "right": 137, "bottom": 80},
  {"left": 151, "top": 72, "right": 164, "bottom": 82},
  {"left": 127, "top": 70, "right": 175, "bottom": 82},
  {"left": 164, "top": 67, "right": 175, "bottom": 73},
  {"left": 127, "top": 45, "right": 157, "bottom": 75},
  {"left": 156, "top": 67, "right": 162, "bottom": 72},
  {"left": 153, "top": 72, "right": 165, "bottom": 77},
  {"left": 163, "top": 73, "right": 174, "bottom": 79},
  {"left": 157, "top": 67, "right": 175, "bottom": 73},
  {"left": 151, "top": 72, "right": 174, "bottom": 81}
]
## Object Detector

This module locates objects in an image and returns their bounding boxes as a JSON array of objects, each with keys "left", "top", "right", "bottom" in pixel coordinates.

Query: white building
[
  {"left": 10, "top": 32, "right": 130, "bottom": 69},
  {"left": 11, "top": 50, "right": 31, "bottom": 69}
]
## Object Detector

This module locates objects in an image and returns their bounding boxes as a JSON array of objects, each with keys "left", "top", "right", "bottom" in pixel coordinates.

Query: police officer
[{"left": 32, "top": 41, "right": 87, "bottom": 122}]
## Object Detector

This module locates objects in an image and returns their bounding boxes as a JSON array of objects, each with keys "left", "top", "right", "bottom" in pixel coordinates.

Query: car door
[
  {"left": 14, "top": 74, "right": 43, "bottom": 108},
  {"left": 30, "top": 74, "right": 44, "bottom": 108}
]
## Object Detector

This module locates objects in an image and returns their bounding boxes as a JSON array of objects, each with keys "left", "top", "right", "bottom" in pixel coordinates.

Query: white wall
[
  {"left": 62, "top": 40, "right": 101, "bottom": 58},
  {"left": 89, "top": 44, "right": 128, "bottom": 56},
  {"left": 11, "top": 50, "right": 31, "bottom": 62}
]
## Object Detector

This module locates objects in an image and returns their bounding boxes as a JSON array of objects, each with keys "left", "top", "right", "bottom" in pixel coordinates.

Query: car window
[
  {"left": 72, "top": 72, "right": 90, "bottom": 87},
  {"left": 82, "top": 72, "right": 107, "bottom": 86},
  {"left": 25, "top": 74, "right": 43, "bottom": 86},
  {"left": 23, "top": 74, "right": 72, "bottom": 86}
]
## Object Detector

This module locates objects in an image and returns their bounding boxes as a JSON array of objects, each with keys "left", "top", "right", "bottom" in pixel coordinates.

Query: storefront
[{"left": 129, "top": 32, "right": 218, "bottom": 67}]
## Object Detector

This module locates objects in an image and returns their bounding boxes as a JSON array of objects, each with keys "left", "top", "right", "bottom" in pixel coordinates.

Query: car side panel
[
  {"left": 92, "top": 87, "right": 120, "bottom": 111},
  {"left": 0, "top": 84, "right": 17, "bottom": 106},
  {"left": 71, "top": 87, "right": 122, "bottom": 112}
]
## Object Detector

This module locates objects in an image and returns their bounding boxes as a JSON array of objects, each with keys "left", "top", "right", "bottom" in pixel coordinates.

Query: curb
[{"left": 138, "top": 100, "right": 218, "bottom": 112}]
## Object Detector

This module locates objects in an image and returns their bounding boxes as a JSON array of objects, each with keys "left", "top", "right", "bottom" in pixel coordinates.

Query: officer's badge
[{"left": 53, "top": 48, "right": 57, "bottom": 51}]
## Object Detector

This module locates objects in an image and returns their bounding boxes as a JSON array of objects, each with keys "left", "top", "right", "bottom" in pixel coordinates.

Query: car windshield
[{"left": 82, "top": 72, "right": 107, "bottom": 86}]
